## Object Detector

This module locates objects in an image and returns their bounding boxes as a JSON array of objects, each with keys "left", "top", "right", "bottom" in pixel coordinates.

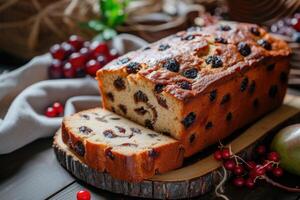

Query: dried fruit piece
[
  {"left": 226, "top": 112, "right": 233, "bottom": 121},
  {"left": 145, "top": 119, "right": 154, "bottom": 130},
  {"left": 238, "top": 42, "right": 251, "bottom": 56},
  {"left": 253, "top": 98, "right": 259, "bottom": 108},
  {"left": 280, "top": 72, "right": 288, "bottom": 83},
  {"left": 249, "top": 80, "right": 256, "bottom": 94},
  {"left": 219, "top": 24, "right": 231, "bottom": 31},
  {"left": 134, "top": 91, "right": 148, "bottom": 103},
  {"left": 269, "top": 85, "right": 278, "bottom": 98},
  {"left": 113, "top": 77, "right": 126, "bottom": 90},
  {"left": 117, "top": 57, "right": 130, "bottom": 65},
  {"left": 189, "top": 134, "right": 196, "bottom": 144},
  {"left": 267, "top": 63, "right": 275, "bottom": 71},
  {"left": 115, "top": 126, "right": 126, "bottom": 134},
  {"left": 105, "top": 147, "right": 115, "bottom": 160},
  {"left": 181, "top": 35, "right": 195, "bottom": 41},
  {"left": 158, "top": 44, "right": 171, "bottom": 51},
  {"left": 163, "top": 58, "right": 180, "bottom": 72},
  {"left": 209, "top": 90, "right": 217, "bottom": 102},
  {"left": 215, "top": 37, "right": 228, "bottom": 44},
  {"left": 221, "top": 94, "right": 230, "bottom": 104},
  {"left": 103, "top": 130, "right": 118, "bottom": 138},
  {"left": 240, "top": 77, "right": 249, "bottom": 92},
  {"left": 183, "top": 68, "right": 198, "bottom": 79},
  {"left": 134, "top": 107, "right": 148, "bottom": 115},
  {"left": 154, "top": 84, "right": 164, "bottom": 93},
  {"left": 181, "top": 112, "right": 196, "bottom": 128},
  {"left": 130, "top": 127, "right": 141, "bottom": 134},
  {"left": 205, "top": 121, "right": 213, "bottom": 130},
  {"left": 74, "top": 141, "right": 85, "bottom": 157},
  {"left": 106, "top": 92, "right": 114, "bottom": 101},
  {"left": 250, "top": 27, "right": 260, "bottom": 36},
  {"left": 79, "top": 126, "right": 93, "bottom": 135},
  {"left": 205, "top": 55, "right": 223, "bottom": 68},
  {"left": 257, "top": 39, "right": 272, "bottom": 50},
  {"left": 126, "top": 62, "right": 141, "bottom": 74},
  {"left": 118, "top": 104, "right": 127, "bottom": 114},
  {"left": 178, "top": 81, "right": 192, "bottom": 90},
  {"left": 148, "top": 149, "right": 159, "bottom": 158}
]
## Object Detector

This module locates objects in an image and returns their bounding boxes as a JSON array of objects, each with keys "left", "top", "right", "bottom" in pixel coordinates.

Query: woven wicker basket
[{"left": 0, "top": 0, "right": 98, "bottom": 59}]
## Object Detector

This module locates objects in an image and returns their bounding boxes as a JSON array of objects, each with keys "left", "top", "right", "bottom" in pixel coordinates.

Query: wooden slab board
[{"left": 53, "top": 95, "right": 300, "bottom": 199}]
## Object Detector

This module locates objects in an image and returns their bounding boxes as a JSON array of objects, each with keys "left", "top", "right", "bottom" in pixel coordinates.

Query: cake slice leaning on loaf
[
  {"left": 97, "top": 22, "right": 291, "bottom": 157},
  {"left": 61, "top": 108, "right": 184, "bottom": 182}
]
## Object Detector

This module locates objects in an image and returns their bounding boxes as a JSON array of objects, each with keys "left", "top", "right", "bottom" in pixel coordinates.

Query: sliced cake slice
[{"left": 61, "top": 108, "right": 184, "bottom": 182}]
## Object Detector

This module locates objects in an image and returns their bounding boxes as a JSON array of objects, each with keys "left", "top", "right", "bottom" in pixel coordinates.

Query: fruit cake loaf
[
  {"left": 61, "top": 108, "right": 184, "bottom": 182},
  {"left": 97, "top": 22, "right": 291, "bottom": 157}
]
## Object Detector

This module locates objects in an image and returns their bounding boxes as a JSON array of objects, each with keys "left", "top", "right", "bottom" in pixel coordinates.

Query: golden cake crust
[{"left": 98, "top": 22, "right": 290, "bottom": 101}]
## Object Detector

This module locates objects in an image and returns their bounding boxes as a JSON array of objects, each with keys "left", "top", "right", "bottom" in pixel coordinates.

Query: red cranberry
[
  {"left": 85, "top": 59, "right": 102, "bottom": 76},
  {"left": 272, "top": 167, "right": 283, "bottom": 177},
  {"left": 263, "top": 160, "right": 273, "bottom": 171},
  {"left": 50, "top": 44, "right": 65, "bottom": 60},
  {"left": 245, "top": 178, "right": 255, "bottom": 189},
  {"left": 83, "top": 41, "right": 91, "bottom": 48},
  {"left": 45, "top": 107, "right": 57, "bottom": 117},
  {"left": 292, "top": 18, "right": 300, "bottom": 32},
  {"left": 53, "top": 102, "right": 64, "bottom": 115},
  {"left": 221, "top": 148, "right": 231, "bottom": 159},
  {"left": 256, "top": 145, "right": 266, "bottom": 155},
  {"left": 80, "top": 47, "right": 93, "bottom": 60},
  {"left": 267, "top": 152, "right": 280, "bottom": 162},
  {"left": 69, "top": 52, "right": 86, "bottom": 69},
  {"left": 254, "top": 165, "right": 266, "bottom": 176},
  {"left": 68, "top": 35, "right": 84, "bottom": 51},
  {"left": 233, "top": 177, "right": 245, "bottom": 187},
  {"left": 224, "top": 159, "right": 236, "bottom": 171},
  {"left": 63, "top": 62, "right": 76, "bottom": 78},
  {"left": 107, "top": 48, "right": 119, "bottom": 61},
  {"left": 48, "top": 59, "right": 63, "bottom": 79},
  {"left": 234, "top": 165, "right": 245, "bottom": 175},
  {"left": 76, "top": 190, "right": 91, "bottom": 200},
  {"left": 90, "top": 41, "right": 109, "bottom": 57},
  {"left": 61, "top": 42, "right": 75, "bottom": 59},
  {"left": 214, "top": 150, "right": 223, "bottom": 161},
  {"left": 96, "top": 54, "right": 107, "bottom": 66}
]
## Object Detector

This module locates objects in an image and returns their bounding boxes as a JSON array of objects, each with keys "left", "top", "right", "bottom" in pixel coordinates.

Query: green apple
[{"left": 271, "top": 124, "right": 300, "bottom": 176}]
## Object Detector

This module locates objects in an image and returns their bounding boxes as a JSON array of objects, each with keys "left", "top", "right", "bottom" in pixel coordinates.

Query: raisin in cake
[
  {"left": 97, "top": 22, "right": 291, "bottom": 157},
  {"left": 61, "top": 108, "right": 184, "bottom": 182}
]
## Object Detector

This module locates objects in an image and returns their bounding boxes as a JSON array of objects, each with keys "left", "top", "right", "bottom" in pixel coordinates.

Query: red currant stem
[
  {"left": 218, "top": 140, "right": 225, "bottom": 149},
  {"left": 232, "top": 155, "right": 251, "bottom": 167},
  {"left": 215, "top": 166, "right": 230, "bottom": 200},
  {"left": 262, "top": 160, "right": 278, "bottom": 168},
  {"left": 262, "top": 175, "right": 300, "bottom": 192}
]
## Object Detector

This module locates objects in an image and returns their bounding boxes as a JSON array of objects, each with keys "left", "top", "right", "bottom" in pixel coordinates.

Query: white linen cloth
[{"left": 0, "top": 34, "right": 148, "bottom": 154}]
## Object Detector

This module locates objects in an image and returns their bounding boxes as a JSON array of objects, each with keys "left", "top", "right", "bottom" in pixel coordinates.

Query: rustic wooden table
[{"left": 0, "top": 56, "right": 300, "bottom": 200}]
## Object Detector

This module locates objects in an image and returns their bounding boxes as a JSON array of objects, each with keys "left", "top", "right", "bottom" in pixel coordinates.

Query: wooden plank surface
[{"left": 0, "top": 139, "right": 75, "bottom": 200}]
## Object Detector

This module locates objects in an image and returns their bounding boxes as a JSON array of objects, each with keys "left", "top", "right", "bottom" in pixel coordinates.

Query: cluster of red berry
[
  {"left": 77, "top": 190, "right": 91, "bottom": 200},
  {"left": 48, "top": 35, "right": 119, "bottom": 79},
  {"left": 45, "top": 102, "right": 64, "bottom": 118},
  {"left": 214, "top": 145, "right": 283, "bottom": 189},
  {"left": 270, "top": 13, "right": 300, "bottom": 42}
]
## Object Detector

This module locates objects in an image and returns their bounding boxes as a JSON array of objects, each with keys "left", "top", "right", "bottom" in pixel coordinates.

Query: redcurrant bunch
[
  {"left": 48, "top": 35, "right": 119, "bottom": 79},
  {"left": 213, "top": 144, "right": 284, "bottom": 189},
  {"left": 45, "top": 102, "right": 64, "bottom": 117}
]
